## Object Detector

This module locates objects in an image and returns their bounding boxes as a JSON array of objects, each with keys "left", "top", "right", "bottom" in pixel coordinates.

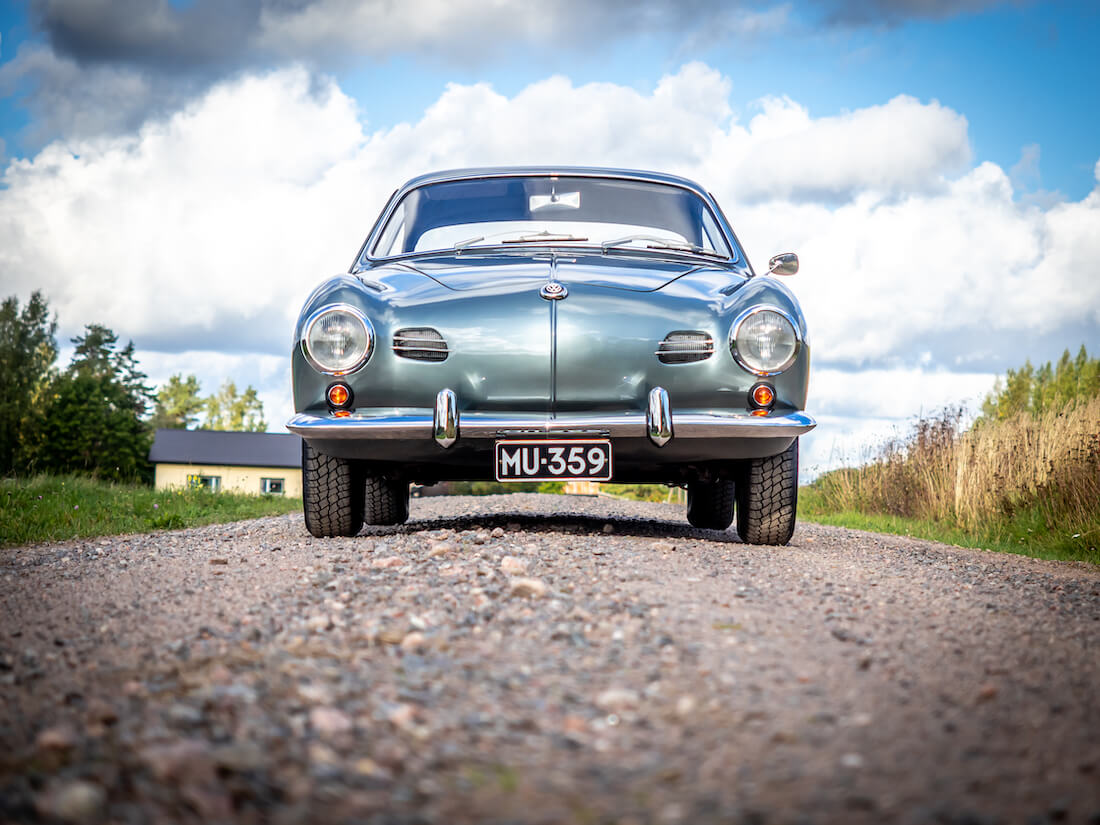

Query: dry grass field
[{"left": 804, "top": 396, "right": 1100, "bottom": 563}]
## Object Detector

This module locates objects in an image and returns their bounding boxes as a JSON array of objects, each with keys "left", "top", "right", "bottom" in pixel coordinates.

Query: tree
[
  {"left": 201, "top": 380, "right": 267, "bottom": 432},
  {"left": 151, "top": 374, "right": 204, "bottom": 430},
  {"left": 0, "top": 291, "right": 57, "bottom": 475},
  {"left": 32, "top": 325, "right": 154, "bottom": 481},
  {"left": 979, "top": 345, "right": 1100, "bottom": 422}
]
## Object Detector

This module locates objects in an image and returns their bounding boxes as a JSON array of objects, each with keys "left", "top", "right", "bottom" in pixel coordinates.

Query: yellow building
[{"left": 149, "top": 429, "right": 302, "bottom": 497}]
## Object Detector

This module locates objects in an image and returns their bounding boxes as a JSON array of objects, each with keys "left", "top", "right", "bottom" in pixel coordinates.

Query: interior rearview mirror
[{"left": 767, "top": 252, "right": 799, "bottom": 276}]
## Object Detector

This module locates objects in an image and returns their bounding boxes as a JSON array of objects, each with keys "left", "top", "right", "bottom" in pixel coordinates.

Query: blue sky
[{"left": 0, "top": 0, "right": 1098, "bottom": 474}]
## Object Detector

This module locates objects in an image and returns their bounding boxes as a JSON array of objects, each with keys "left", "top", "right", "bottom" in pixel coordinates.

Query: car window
[{"left": 369, "top": 176, "right": 732, "bottom": 259}]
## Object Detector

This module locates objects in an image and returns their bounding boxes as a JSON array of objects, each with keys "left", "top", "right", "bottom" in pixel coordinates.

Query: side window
[
  {"left": 372, "top": 202, "right": 407, "bottom": 257},
  {"left": 261, "top": 478, "right": 285, "bottom": 495},
  {"left": 187, "top": 474, "right": 221, "bottom": 492}
]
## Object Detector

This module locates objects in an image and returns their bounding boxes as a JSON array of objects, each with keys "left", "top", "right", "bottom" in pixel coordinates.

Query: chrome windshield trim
[{"left": 287, "top": 410, "right": 815, "bottom": 441}]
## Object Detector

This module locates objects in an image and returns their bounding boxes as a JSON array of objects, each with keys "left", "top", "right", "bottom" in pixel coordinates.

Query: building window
[
  {"left": 187, "top": 474, "right": 221, "bottom": 492},
  {"left": 261, "top": 477, "right": 285, "bottom": 495}
]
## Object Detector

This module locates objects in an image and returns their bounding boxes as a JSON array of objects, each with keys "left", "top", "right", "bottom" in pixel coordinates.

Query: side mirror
[{"left": 767, "top": 252, "right": 799, "bottom": 276}]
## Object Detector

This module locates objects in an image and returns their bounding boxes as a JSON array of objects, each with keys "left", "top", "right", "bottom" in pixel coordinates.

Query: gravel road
[{"left": 2, "top": 493, "right": 1098, "bottom": 825}]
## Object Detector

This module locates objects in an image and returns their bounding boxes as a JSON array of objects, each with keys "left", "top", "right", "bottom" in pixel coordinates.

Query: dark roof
[{"left": 149, "top": 429, "right": 301, "bottom": 469}]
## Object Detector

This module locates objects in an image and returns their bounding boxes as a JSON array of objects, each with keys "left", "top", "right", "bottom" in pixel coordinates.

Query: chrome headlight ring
[
  {"left": 301, "top": 304, "right": 375, "bottom": 375},
  {"left": 729, "top": 305, "right": 801, "bottom": 376}
]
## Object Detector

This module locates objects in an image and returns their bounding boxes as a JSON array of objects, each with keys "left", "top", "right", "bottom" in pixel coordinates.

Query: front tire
[
  {"left": 735, "top": 438, "right": 799, "bottom": 546},
  {"left": 686, "top": 479, "right": 736, "bottom": 529},
  {"left": 364, "top": 475, "right": 410, "bottom": 526},
  {"left": 302, "top": 441, "right": 365, "bottom": 538}
]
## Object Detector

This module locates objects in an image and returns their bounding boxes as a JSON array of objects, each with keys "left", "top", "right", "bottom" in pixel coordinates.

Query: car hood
[{"left": 370, "top": 252, "right": 743, "bottom": 296}]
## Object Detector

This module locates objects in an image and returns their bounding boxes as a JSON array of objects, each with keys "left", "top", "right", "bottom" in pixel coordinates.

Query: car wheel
[
  {"left": 302, "top": 441, "right": 365, "bottom": 538},
  {"left": 365, "top": 475, "right": 410, "bottom": 526},
  {"left": 735, "top": 438, "right": 799, "bottom": 546},
  {"left": 686, "top": 479, "right": 736, "bottom": 529}
]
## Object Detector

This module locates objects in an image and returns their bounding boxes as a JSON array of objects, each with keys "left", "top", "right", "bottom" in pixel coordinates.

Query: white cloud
[
  {"left": 711, "top": 94, "right": 972, "bottom": 202},
  {"left": 0, "top": 62, "right": 1097, "bottom": 450}
]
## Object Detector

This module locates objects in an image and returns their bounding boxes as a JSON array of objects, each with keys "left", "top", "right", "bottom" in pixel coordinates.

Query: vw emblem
[{"left": 540, "top": 281, "right": 568, "bottom": 300}]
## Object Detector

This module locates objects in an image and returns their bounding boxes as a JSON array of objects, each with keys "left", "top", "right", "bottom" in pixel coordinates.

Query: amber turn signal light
[
  {"left": 750, "top": 383, "right": 775, "bottom": 409},
  {"left": 327, "top": 383, "right": 352, "bottom": 408}
]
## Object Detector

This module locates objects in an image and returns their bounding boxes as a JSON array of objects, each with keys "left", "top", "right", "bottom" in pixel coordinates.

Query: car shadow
[{"left": 358, "top": 510, "right": 744, "bottom": 544}]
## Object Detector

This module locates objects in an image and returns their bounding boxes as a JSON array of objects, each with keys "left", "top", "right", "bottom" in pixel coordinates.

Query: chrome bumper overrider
[{"left": 288, "top": 386, "right": 816, "bottom": 448}]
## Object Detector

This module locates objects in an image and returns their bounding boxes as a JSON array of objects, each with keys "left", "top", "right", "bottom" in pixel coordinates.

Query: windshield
[{"left": 369, "top": 176, "right": 733, "bottom": 260}]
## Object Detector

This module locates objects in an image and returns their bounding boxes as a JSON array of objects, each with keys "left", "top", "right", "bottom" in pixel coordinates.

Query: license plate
[{"left": 495, "top": 439, "right": 612, "bottom": 482}]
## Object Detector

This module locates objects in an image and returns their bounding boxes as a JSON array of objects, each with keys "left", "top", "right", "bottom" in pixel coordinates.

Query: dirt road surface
[{"left": 2, "top": 493, "right": 1098, "bottom": 824}]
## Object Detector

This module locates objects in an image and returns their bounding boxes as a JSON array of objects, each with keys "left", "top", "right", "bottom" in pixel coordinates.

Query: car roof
[{"left": 396, "top": 167, "right": 712, "bottom": 199}]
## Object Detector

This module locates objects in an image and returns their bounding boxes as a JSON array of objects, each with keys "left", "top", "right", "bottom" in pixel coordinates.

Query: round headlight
[
  {"left": 303, "top": 305, "right": 373, "bottom": 375},
  {"left": 731, "top": 307, "right": 800, "bottom": 375}
]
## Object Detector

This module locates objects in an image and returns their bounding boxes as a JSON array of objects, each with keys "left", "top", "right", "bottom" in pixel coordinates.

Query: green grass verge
[
  {"left": 1, "top": 474, "right": 301, "bottom": 548},
  {"left": 799, "top": 486, "right": 1100, "bottom": 565}
]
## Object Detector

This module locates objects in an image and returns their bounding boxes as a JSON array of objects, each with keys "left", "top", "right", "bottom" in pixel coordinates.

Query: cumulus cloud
[
  {"left": 0, "top": 62, "right": 1096, "bottom": 450},
  {"left": 0, "top": 45, "right": 180, "bottom": 142}
]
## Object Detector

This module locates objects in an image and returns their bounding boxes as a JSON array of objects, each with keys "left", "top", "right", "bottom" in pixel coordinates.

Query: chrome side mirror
[{"left": 767, "top": 252, "right": 799, "bottom": 276}]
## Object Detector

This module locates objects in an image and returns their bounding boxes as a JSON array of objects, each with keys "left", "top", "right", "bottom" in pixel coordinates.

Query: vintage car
[{"left": 287, "top": 167, "right": 815, "bottom": 544}]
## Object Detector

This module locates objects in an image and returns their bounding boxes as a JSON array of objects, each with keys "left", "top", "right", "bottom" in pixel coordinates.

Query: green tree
[
  {"left": 0, "top": 291, "right": 57, "bottom": 475},
  {"left": 201, "top": 380, "right": 267, "bottom": 432},
  {"left": 981, "top": 360, "right": 1033, "bottom": 421},
  {"left": 980, "top": 345, "right": 1100, "bottom": 422},
  {"left": 151, "top": 373, "right": 204, "bottom": 430},
  {"left": 32, "top": 325, "right": 154, "bottom": 482}
]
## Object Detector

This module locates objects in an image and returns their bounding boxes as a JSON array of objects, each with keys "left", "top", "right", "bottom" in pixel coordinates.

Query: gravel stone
[
  {"left": 508, "top": 577, "right": 548, "bottom": 598},
  {"left": 500, "top": 555, "right": 528, "bottom": 576},
  {"left": 39, "top": 780, "right": 106, "bottom": 823}
]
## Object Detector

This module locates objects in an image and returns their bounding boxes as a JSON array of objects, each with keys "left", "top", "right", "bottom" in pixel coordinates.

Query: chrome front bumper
[{"left": 288, "top": 387, "right": 816, "bottom": 448}]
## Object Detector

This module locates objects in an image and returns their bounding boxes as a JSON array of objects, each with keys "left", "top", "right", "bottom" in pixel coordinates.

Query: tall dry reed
[{"left": 813, "top": 396, "right": 1100, "bottom": 535}]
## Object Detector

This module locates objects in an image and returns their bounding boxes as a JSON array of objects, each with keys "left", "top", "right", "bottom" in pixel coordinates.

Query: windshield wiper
[
  {"left": 500, "top": 231, "right": 589, "bottom": 244},
  {"left": 601, "top": 234, "right": 729, "bottom": 260},
  {"left": 451, "top": 236, "right": 485, "bottom": 250}
]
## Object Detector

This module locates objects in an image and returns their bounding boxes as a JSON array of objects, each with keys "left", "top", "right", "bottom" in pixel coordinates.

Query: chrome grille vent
[
  {"left": 393, "top": 328, "right": 448, "bottom": 361},
  {"left": 657, "top": 331, "right": 714, "bottom": 364}
]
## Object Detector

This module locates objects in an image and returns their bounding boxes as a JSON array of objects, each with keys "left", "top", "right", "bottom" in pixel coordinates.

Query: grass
[
  {"left": 799, "top": 487, "right": 1099, "bottom": 564},
  {"left": 801, "top": 396, "right": 1100, "bottom": 565},
  {"left": 0, "top": 474, "right": 301, "bottom": 548}
]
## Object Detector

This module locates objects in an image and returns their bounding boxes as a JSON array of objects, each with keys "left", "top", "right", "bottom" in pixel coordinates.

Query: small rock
[
  {"left": 209, "top": 558, "right": 229, "bottom": 565},
  {"left": 372, "top": 556, "right": 403, "bottom": 569},
  {"left": 596, "top": 687, "right": 640, "bottom": 711},
  {"left": 831, "top": 627, "right": 870, "bottom": 645},
  {"left": 509, "top": 577, "right": 548, "bottom": 598},
  {"left": 675, "top": 695, "right": 696, "bottom": 716},
  {"left": 310, "top": 706, "right": 353, "bottom": 737},
  {"left": 429, "top": 542, "right": 455, "bottom": 557},
  {"left": 840, "top": 753, "right": 864, "bottom": 769},
  {"left": 142, "top": 739, "right": 214, "bottom": 783},
  {"left": 400, "top": 632, "right": 426, "bottom": 652},
  {"left": 491, "top": 527, "right": 505, "bottom": 538},
  {"left": 602, "top": 523, "right": 614, "bottom": 533},
  {"left": 976, "top": 683, "right": 998, "bottom": 703},
  {"left": 650, "top": 541, "right": 675, "bottom": 552},
  {"left": 214, "top": 742, "right": 265, "bottom": 772},
  {"left": 297, "top": 683, "right": 333, "bottom": 704},
  {"left": 500, "top": 556, "right": 528, "bottom": 576},
  {"left": 376, "top": 627, "right": 407, "bottom": 645},
  {"left": 387, "top": 703, "right": 417, "bottom": 730},
  {"left": 473, "top": 532, "right": 490, "bottom": 545},
  {"left": 306, "top": 614, "right": 331, "bottom": 632},
  {"left": 40, "top": 780, "right": 106, "bottom": 822},
  {"left": 166, "top": 703, "right": 204, "bottom": 727},
  {"left": 36, "top": 725, "right": 79, "bottom": 752}
]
